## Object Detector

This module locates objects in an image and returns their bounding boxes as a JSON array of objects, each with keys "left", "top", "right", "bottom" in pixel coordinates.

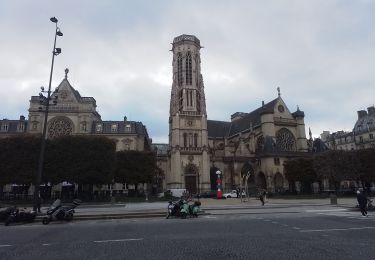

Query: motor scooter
[
  {"left": 166, "top": 199, "right": 201, "bottom": 219},
  {"left": 4, "top": 207, "right": 36, "bottom": 226},
  {"left": 0, "top": 206, "right": 15, "bottom": 222},
  {"left": 42, "top": 199, "right": 81, "bottom": 225}
]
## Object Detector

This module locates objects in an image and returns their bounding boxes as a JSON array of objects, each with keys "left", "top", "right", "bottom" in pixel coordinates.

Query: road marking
[
  {"left": 42, "top": 243, "right": 52, "bottom": 246},
  {"left": 300, "top": 226, "right": 375, "bottom": 233},
  {"left": 0, "top": 245, "right": 12, "bottom": 247},
  {"left": 271, "top": 222, "right": 279, "bottom": 224},
  {"left": 306, "top": 209, "right": 347, "bottom": 212},
  {"left": 93, "top": 238, "right": 143, "bottom": 243},
  {"left": 293, "top": 227, "right": 301, "bottom": 230}
]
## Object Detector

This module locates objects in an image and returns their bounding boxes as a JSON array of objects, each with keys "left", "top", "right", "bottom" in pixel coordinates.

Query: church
[{"left": 166, "top": 35, "right": 309, "bottom": 195}]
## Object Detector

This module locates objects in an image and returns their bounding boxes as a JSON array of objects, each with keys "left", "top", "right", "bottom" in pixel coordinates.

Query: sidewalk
[{"left": 32, "top": 197, "right": 358, "bottom": 222}]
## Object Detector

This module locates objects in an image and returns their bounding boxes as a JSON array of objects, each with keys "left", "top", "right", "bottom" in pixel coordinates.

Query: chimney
[
  {"left": 357, "top": 110, "right": 367, "bottom": 119},
  {"left": 20, "top": 115, "right": 25, "bottom": 121},
  {"left": 262, "top": 101, "right": 265, "bottom": 107},
  {"left": 368, "top": 106, "right": 375, "bottom": 116},
  {"left": 124, "top": 116, "right": 127, "bottom": 122}
]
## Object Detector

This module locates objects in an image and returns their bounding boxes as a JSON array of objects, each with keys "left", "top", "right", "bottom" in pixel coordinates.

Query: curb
[{"left": 33, "top": 211, "right": 210, "bottom": 222}]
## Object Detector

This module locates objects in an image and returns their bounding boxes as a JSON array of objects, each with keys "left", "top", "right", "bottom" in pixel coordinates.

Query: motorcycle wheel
[
  {"left": 4, "top": 217, "right": 12, "bottom": 226},
  {"left": 42, "top": 217, "right": 51, "bottom": 225},
  {"left": 66, "top": 213, "right": 73, "bottom": 221}
]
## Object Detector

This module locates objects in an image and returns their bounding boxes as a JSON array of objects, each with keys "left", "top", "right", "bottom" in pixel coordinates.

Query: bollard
[{"left": 330, "top": 194, "right": 337, "bottom": 205}]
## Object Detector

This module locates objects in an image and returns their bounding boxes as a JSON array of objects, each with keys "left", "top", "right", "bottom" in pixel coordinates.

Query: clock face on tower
[{"left": 278, "top": 105, "right": 285, "bottom": 113}]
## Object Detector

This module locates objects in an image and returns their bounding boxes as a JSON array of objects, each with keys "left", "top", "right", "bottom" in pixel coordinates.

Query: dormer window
[
  {"left": 111, "top": 124, "right": 118, "bottom": 132},
  {"left": 2, "top": 123, "right": 9, "bottom": 132},
  {"left": 96, "top": 124, "right": 102, "bottom": 133},
  {"left": 18, "top": 123, "right": 25, "bottom": 132},
  {"left": 32, "top": 122, "right": 38, "bottom": 130},
  {"left": 125, "top": 124, "right": 131, "bottom": 133}
]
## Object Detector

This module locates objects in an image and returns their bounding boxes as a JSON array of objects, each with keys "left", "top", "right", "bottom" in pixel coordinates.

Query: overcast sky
[{"left": 1, "top": 0, "right": 375, "bottom": 143}]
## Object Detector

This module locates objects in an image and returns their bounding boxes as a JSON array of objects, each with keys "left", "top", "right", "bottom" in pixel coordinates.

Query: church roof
[
  {"left": 207, "top": 120, "right": 231, "bottom": 138},
  {"left": 207, "top": 98, "right": 279, "bottom": 138},
  {"left": 228, "top": 98, "right": 279, "bottom": 136}
]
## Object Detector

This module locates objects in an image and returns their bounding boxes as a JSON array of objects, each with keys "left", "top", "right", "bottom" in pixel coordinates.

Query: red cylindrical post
[{"left": 216, "top": 170, "right": 222, "bottom": 199}]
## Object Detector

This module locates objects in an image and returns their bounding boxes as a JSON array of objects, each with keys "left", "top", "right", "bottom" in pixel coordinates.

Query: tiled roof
[{"left": 208, "top": 98, "right": 278, "bottom": 138}]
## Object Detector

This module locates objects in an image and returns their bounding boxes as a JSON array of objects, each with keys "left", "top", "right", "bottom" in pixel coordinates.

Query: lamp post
[{"left": 33, "top": 17, "right": 63, "bottom": 211}]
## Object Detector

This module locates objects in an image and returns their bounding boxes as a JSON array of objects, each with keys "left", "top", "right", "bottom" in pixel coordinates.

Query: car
[
  {"left": 199, "top": 190, "right": 216, "bottom": 198},
  {"left": 223, "top": 190, "right": 246, "bottom": 198}
]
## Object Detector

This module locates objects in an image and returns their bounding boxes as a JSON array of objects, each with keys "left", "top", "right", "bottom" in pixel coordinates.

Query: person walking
[
  {"left": 259, "top": 190, "right": 265, "bottom": 206},
  {"left": 356, "top": 190, "right": 368, "bottom": 217}
]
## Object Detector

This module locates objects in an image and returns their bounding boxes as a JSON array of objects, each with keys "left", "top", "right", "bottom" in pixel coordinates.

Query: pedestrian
[
  {"left": 236, "top": 188, "right": 239, "bottom": 198},
  {"left": 356, "top": 190, "right": 368, "bottom": 217},
  {"left": 37, "top": 194, "right": 42, "bottom": 213},
  {"left": 263, "top": 190, "right": 267, "bottom": 202},
  {"left": 259, "top": 190, "right": 265, "bottom": 206}
]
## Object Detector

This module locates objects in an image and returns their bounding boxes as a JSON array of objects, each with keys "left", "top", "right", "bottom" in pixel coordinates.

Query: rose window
[
  {"left": 276, "top": 128, "right": 296, "bottom": 151},
  {"left": 47, "top": 117, "right": 73, "bottom": 139}
]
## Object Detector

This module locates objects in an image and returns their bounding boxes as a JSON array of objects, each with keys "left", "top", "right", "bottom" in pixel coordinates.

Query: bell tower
[{"left": 167, "top": 34, "right": 210, "bottom": 193}]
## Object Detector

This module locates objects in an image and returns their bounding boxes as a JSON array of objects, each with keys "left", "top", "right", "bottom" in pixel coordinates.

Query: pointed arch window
[
  {"left": 186, "top": 52, "right": 192, "bottom": 85},
  {"left": 196, "top": 91, "right": 201, "bottom": 113},
  {"left": 194, "top": 133, "right": 198, "bottom": 147},
  {"left": 183, "top": 133, "right": 187, "bottom": 147},
  {"left": 177, "top": 53, "right": 183, "bottom": 86}
]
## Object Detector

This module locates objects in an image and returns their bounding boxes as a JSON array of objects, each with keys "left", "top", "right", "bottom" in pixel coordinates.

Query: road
[{"left": 1, "top": 207, "right": 374, "bottom": 260}]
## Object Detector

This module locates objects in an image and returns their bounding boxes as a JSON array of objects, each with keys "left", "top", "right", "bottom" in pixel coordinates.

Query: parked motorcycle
[
  {"left": 0, "top": 206, "right": 15, "bottom": 222},
  {"left": 42, "top": 199, "right": 81, "bottom": 225},
  {"left": 4, "top": 207, "right": 36, "bottom": 226},
  {"left": 166, "top": 199, "right": 201, "bottom": 219}
]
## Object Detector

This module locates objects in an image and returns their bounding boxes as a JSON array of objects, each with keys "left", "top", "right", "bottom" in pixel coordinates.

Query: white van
[{"left": 158, "top": 189, "right": 187, "bottom": 198}]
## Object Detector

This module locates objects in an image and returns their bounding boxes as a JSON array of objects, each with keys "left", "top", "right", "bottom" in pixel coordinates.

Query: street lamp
[{"left": 33, "top": 17, "right": 63, "bottom": 211}]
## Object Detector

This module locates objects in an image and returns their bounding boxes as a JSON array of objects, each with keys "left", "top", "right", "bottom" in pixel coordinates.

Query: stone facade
[
  {"left": 321, "top": 106, "right": 375, "bottom": 151},
  {"left": 166, "top": 35, "right": 309, "bottom": 194},
  {"left": 0, "top": 70, "right": 151, "bottom": 152},
  {"left": 0, "top": 70, "right": 151, "bottom": 198}
]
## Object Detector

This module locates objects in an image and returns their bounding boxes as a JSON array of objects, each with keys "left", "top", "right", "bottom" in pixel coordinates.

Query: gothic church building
[{"left": 167, "top": 35, "right": 308, "bottom": 194}]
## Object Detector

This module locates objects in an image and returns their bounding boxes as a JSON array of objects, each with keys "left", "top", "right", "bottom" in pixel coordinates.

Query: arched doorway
[
  {"left": 274, "top": 172, "right": 284, "bottom": 193},
  {"left": 256, "top": 172, "right": 267, "bottom": 190},
  {"left": 241, "top": 162, "right": 256, "bottom": 195},
  {"left": 185, "top": 164, "right": 198, "bottom": 194}
]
